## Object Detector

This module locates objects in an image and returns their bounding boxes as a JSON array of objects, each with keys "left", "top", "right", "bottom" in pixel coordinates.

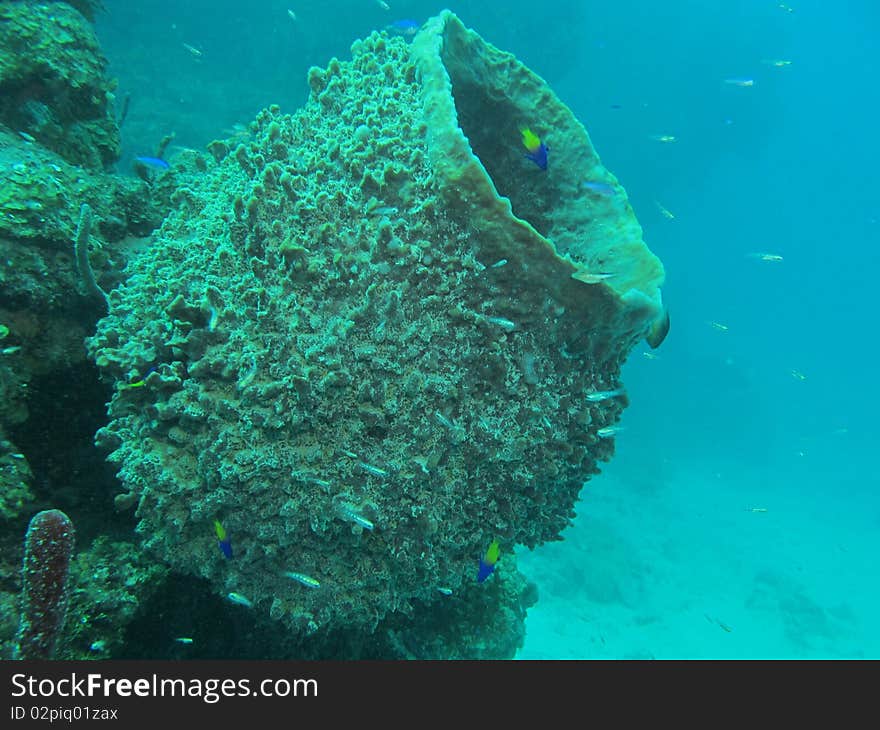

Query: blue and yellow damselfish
[
  {"left": 214, "top": 520, "right": 233, "bottom": 559},
  {"left": 520, "top": 127, "right": 549, "bottom": 170},
  {"left": 477, "top": 540, "right": 501, "bottom": 583}
]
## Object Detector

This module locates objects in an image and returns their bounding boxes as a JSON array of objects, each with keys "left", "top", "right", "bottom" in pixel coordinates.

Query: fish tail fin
[{"left": 646, "top": 308, "right": 670, "bottom": 349}]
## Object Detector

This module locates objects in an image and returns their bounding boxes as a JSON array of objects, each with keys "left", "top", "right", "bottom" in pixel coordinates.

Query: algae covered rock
[
  {"left": 57, "top": 537, "right": 169, "bottom": 660},
  {"left": 87, "top": 12, "right": 665, "bottom": 649},
  {"left": 0, "top": 1, "right": 119, "bottom": 169},
  {"left": 0, "top": 431, "right": 34, "bottom": 521},
  {"left": 0, "top": 125, "right": 167, "bottom": 440}
]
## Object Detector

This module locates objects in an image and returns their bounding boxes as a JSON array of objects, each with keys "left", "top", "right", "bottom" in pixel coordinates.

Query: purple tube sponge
[{"left": 14, "top": 509, "right": 76, "bottom": 660}]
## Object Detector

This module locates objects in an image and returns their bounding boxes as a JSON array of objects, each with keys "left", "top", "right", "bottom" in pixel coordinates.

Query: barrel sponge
[
  {"left": 86, "top": 12, "right": 666, "bottom": 644},
  {"left": 412, "top": 10, "right": 665, "bottom": 343}
]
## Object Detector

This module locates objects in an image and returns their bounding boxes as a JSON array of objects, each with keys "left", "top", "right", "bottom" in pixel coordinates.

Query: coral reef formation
[
  {"left": 14, "top": 509, "right": 75, "bottom": 659},
  {"left": 0, "top": 1, "right": 119, "bottom": 169},
  {"left": 0, "top": 1, "right": 176, "bottom": 660},
  {"left": 86, "top": 11, "right": 664, "bottom": 654},
  {"left": 0, "top": 438, "right": 33, "bottom": 521},
  {"left": 0, "top": 1, "right": 169, "bottom": 524}
]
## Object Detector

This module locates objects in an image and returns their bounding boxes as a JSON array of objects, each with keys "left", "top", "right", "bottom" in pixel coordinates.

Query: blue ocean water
[{"left": 93, "top": 0, "right": 878, "bottom": 658}]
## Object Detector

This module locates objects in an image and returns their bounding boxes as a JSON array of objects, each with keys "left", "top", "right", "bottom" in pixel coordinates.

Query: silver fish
[
  {"left": 586, "top": 388, "right": 625, "bottom": 403},
  {"left": 581, "top": 181, "right": 616, "bottom": 197},
  {"left": 227, "top": 592, "right": 253, "bottom": 608},
  {"left": 284, "top": 571, "right": 321, "bottom": 589}
]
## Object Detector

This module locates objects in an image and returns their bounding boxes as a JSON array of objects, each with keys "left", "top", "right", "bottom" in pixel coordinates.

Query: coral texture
[
  {"left": 0, "top": 1, "right": 119, "bottom": 169},
  {"left": 87, "top": 12, "right": 665, "bottom": 645}
]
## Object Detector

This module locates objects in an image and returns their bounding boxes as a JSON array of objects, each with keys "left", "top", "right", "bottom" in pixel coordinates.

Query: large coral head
[{"left": 15, "top": 509, "right": 76, "bottom": 660}]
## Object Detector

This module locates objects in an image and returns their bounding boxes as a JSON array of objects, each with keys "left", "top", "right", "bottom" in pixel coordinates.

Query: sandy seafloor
[{"left": 516, "top": 447, "right": 878, "bottom": 659}]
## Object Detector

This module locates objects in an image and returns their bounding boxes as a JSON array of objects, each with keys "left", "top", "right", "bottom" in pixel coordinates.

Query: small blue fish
[
  {"left": 118, "top": 365, "right": 157, "bottom": 391},
  {"left": 388, "top": 19, "right": 420, "bottom": 36},
  {"left": 724, "top": 77, "right": 754, "bottom": 87},
  {"left": 582, "top": 181, "right": 616, "bottom": 197},
  {"left": 135, "top": 156, "right": 170, "bottom": 169}
]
